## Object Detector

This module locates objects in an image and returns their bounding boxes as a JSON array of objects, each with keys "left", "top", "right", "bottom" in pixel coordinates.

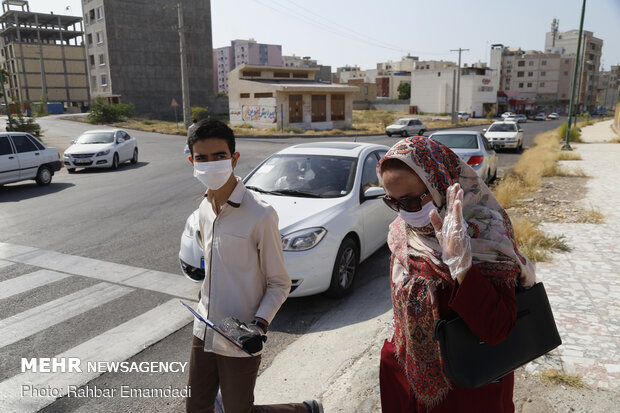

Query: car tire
[
  {"left": 35, "top": 165, "right": 52, "bottom": 186},
  {"left": 67, "top": 168, "right": 76, "bottom": 174},
  {"left": 131, "top": 148, "right": 138, "bottom": 164},
  {"left": 386, "top": 133, "right": 392, "bottom": 137},
  {"left": 111, "top": 153, "right": 119, "bottom": 170},
  {"left": 518, "top": 140, "right": 523, "bottom": 152},
  {"left": 326, "top": 238, "right": 359, "bottom": 298},
  {"left": 418, "top": 129, "right": 426, "bottom": 136},
  {"left": 401, "top": 131, "right": 408, "bottom": 137}
]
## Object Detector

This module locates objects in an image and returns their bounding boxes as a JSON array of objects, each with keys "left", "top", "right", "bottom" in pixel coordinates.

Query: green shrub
[
  {"left": 191, "top": 106, "right": 210, "bottom": 121},
  {"left": 88, "top": 98, "right": 135, "bottom": 124},
  {"left": 558, "top": 122, "right": 581, "bottom": 142},
  {"left": 10, "top": 113, "right": 42, "bottom": 136},
  {"left": 237, "top": 123, "right": 253, "bottom": 129},
  {"left": 486, "top": 111, "right": 495, "bottom": 120},
  {"left": 283, "top": 126, "right": 304, "bottom": 134}
]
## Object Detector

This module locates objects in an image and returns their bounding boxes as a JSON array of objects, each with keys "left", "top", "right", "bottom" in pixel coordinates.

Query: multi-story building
[
  {"left": 490, "top": 45, "right": 575, "bottom": 114},
  {"left": 213, "top": 39, "right": 282, "bottom": 94},
  {"left": 0, "top": 0, "right": 89, "bottom": 112},
  {"left": 597, "top": 65, "right": 619, "bottom": 110},
  {"left": 283, "top": 55, "right": 316, "bottom": 68},
  {"left": 82, "top": 0, "right": 214, "bottom": 116},
  {"left": 544, "top": 27, "right": 603, "bottom": 111}
]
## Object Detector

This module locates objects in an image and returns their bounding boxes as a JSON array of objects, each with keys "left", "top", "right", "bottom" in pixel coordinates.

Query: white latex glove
[{"left": 429, "top": 183, "right": 472, "bottom": 283}]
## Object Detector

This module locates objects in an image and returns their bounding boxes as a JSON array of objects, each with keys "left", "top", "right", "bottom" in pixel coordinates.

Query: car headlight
[
  {"left": 281, "top": 227, "right": 327, "bottom": 251},
  {"left": 63, "top": 153, "right": 70, "bottom": 158},
  {"left": 96, "top": 149, "right": 110, "bottom": 156},
  {"left": 183, "top": 220, "right": 195, "bottom": 238}
]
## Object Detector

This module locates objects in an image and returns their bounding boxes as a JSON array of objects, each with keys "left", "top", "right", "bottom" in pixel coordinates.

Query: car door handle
[
  {"left": 9, "top": 156, "right": 14, "bottom": 159},
  {"left": 35, "top": 152, "right": 40, "bottom": 156}
]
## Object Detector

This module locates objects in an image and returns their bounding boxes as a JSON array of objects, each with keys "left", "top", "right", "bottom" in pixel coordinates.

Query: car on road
[
  {"left": 501, "top": 112, "right": 515, "bottom": 119},
  {"left": 514, "top": 114, "right": 527, "bottom": 123},
  {"left": 534, "top": 112, "right": 547, "bottom": 121},
  {"left": 483, "top": 121, "right": 524, "bottom": 151},
  {"left": 386, "top": 118, "right": 426, "bottom": 137},
  {"left": 547, "top": 113, "right": 559, "bottom": 120},
  {"left": 63, "top": 129, "right": 138, "bottom": 172},
  {"left": 429, "top": 131, "right": 497, "bottom": 184},
  {"left": 504, "top": 114, "right": 518, "bottom": 123},
  {"left": 0, "top": 132, "right": 62, "bottom": 186},
  {"left": 179, "top": 142, "right": 396, "bottom": 298},
  {"left": 458, "top": 111, "right": 470, "bottom": 121}
]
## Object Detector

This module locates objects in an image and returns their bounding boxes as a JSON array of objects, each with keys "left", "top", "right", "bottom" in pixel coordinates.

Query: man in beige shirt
[{"left": 185, "top": 120, "right": 323, "bottom": 413}]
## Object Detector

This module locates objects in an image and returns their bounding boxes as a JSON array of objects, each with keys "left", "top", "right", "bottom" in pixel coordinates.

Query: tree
[{"left": 397, "top": 82, "right": 411, "bottom": 100}]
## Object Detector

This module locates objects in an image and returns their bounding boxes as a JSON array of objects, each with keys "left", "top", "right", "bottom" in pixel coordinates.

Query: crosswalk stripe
[
  {"left": 0, "top": 270, "right": 71, "bottom": 300},
  {"left": 0, "top": 283, "right": 134, "bottom": 349},
  {"left": 0, "top": 242, "right": 200, "bottom": 300},
  {"left": 0, "top": 298, "right": 193, "bottom": 413}
]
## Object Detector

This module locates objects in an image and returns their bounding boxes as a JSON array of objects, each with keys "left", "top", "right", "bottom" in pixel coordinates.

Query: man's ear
[{"left": 232, "top": 152, "right": 240, "bottom": 168}]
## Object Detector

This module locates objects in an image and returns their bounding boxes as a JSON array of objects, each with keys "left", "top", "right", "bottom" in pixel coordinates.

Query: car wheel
[
  {"left": 111, "top": 153, "right": 119, "bottom": 170},
  {"left": 386, "top": 132, "right": 392, "bottom": 137},
  {"left": 35, "top": 165, "right": 52, "bottom": 186},
  {"left": 67, "top": 168, "right": 76, "bottom": 174},
  {"left": 326, "top": 238, "right": 359, "bottom": 298},
  {"left": 401, "top": 131, "right": 408, "bottom": 137},
  {"left": 418, "top": 129, "right": 426, "bottom": 136},
  {"left": 518, "top": 140, "right": 523, "bottom": 152},
  {"left": 131, "top": 148, "right": 138, "bottom": 164}
]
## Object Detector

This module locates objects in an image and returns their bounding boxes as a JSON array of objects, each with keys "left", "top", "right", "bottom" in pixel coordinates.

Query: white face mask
[
  {"left": 398, "top": 201, "right": 437, "bottom": 228},
  {"left": 193, "top": 159, "right": 233, "bottom": 190}
]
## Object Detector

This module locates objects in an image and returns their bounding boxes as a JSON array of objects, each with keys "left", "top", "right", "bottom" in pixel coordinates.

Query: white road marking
[
  {"left": 0, "top": 283, "right": 134, "bottom": 348},
  {"left": 0, "top": 270, "right": 71, "bottom": 300},
  {"left": 0, "top": 299, "right": 193, "bottom": 413}
]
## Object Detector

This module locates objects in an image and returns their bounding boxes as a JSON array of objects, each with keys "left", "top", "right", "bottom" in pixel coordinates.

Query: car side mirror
[
  {"left": 70, "top": 140, "right": 75, "bottom": 144},
  {"left": 363, "top": 186, "right": 385, "bottom": 200},
  {"left": 116, "top": 138, "right": 122, "bottom": 144},
  {"left": 518, "top": 129, "right": 523, "bottom": 132},
  {"left": 482, "top": 128, "right": 487, "bottom": 133}
]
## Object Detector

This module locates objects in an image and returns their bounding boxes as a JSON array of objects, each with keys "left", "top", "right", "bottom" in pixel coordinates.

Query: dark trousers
[{"left": 186, "top": 336, "right": 308, "bottom": 413}]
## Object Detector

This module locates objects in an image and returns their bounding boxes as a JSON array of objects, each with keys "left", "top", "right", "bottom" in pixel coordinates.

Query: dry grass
[
  {"left": 557, "top": 152, "right": 582, "bottom": 161},
  {"left": 510, "top": 215, "right": 570, "bottom": 262},
  {"left": 583, "top": 206, "right": 604, "bottom": 223},
  {"left": 541, "top": 369, "right": 586, "bottom": 388},
  {"left": 114, "top": 119, "right": 188, "bottom": 135}
]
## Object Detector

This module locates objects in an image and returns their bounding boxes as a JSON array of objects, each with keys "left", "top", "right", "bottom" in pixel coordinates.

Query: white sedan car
[
  {"left": 63, "top": 129, "right": 138, "bottom": 172},
  {"left": 483, "top": 121, "right": 524, "bottom": 152},
  {"left": 179, "top": 142, "right": 396, "bottom": 298}
]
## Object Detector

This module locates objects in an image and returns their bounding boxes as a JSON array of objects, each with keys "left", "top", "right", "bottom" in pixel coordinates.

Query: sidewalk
[{"left": 254, "top": 120, "right": 620, "bottom": 411}]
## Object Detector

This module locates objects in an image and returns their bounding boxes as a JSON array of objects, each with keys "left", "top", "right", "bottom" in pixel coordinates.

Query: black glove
[{"left": 219, "top": 317, "right": 267, "bottom": 354}]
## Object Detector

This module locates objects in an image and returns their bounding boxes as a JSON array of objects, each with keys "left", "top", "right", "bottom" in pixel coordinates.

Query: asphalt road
[{"left": 0, "top": 115, "right": 563, "bottom": 412}]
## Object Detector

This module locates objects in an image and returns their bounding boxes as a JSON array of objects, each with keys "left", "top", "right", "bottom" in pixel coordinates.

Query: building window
[
  {"left": 289, "top": 94, "right": 303, "bottom": 123},
  {"left": 541, "top": 71, "right": 546, "bottom": 76},
  {"left": 89, "top": 9, "right": 95, "bottom": 20},
  {"left": 239, "top": 93, "right": 250, "bottom": 98},
  {"left": 540, "top": 82, "right": 545, "bottom": 87},
  {"left": 242, "top": 71, "right": 260, "bottom": 77},
  {"left": 99, "top": 54, "right": 105, "bottom": 65},
  {"left": 518, "top": 82, "right": 524, "bottom": 88},
  {"left": 527, "top": 82, "right": 532, "bottom": 87},
  {"left": 96, "top": 7, "right": 103, "bottom": 20},
  {"left": 87, "top": 34, "right": 93, "bottom": 45},
  {"left": 528, "top": 61, "right": 534, "bottom": 66},
  {"left": 91, "top": 76, "right": 96, "bottom": 89},
  {"left": 541, "top": 60, "right": 547, "bottom": 66},
  {"left": 528, "top": 72, "right": 533, "bottom": 77},
  {"left": 96, "top": 32, "right": 103, "bottom": 44},
  {"left": 292, "top": 73, "right": 308, "bottom": 79},
  {"left": 437, "top": 72, "right": 441, "bottom": 77},
  {"left": 564, "top": 71, "right": 569, "bottom": 75},
  {"left": 101, "top": 75, "right": 107, "bottom": 86},
  {"left": 89, "top": 54, "right": 95, "bottom": 66},
  {"left": 517, "top": 71, "right": 524, "bottom": 77},
  {"left": 331, "top": 95, "right": 345, "bottom": 121},
  {"left": 274, "top": 72, "right": 290, "bottom": 78},
  {"left": 311, "top": 95, "right": 326, "bottom": 122},
  {"left": 518, "top": 61, "right": 525, "bottom": 67},
  {"left": 254, "top": 92, "right": 273, "bottom": 98}
]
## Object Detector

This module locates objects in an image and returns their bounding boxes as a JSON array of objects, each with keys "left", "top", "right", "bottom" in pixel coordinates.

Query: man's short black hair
[{"left": 187, "top": 119, "right": 235, "bottom": 156}]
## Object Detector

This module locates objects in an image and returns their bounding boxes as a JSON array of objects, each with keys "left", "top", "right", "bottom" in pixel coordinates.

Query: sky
[{"left": 27, "top": 0, "right": 620, "bottom": 71}]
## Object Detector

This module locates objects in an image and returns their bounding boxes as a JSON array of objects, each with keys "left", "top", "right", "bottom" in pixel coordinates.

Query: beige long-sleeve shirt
[{"left": 192, "top": 178, "right": 291, "bottom": 357}]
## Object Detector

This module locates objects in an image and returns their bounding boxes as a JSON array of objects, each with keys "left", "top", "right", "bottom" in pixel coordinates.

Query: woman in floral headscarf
[{"left": 377, "top": 137, "right": 535, "bottom": 413}]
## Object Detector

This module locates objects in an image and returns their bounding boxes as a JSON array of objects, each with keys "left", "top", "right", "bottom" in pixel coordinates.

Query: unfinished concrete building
[{"left": 0, "top": 0, "right": 90, "bottom": 113}]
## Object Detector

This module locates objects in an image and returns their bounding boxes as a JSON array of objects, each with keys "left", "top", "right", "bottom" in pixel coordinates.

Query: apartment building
[
  {"left": 597, "top": 65, "right": 620, "bottom": 110},
  {"left": 0, "top": 0, "right": 89, "bottom": 112},
  {"left": 213, "top": 39, "right": 282, "bottom": 94},
  {"left": 545, "top": 27, "right": 603, "bottom": 111},
  {"left": 82, "top": 0, "right": 214, "bottom": 116}
]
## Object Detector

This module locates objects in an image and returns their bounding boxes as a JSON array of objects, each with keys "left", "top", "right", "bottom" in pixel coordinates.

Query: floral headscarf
[{"left": 378, "top": 137, "right": 535, "bottom": 407}]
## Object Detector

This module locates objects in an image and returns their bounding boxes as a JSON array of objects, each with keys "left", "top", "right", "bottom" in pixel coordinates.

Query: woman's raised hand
[{"left": 429, "top": 183, "right": 472, "bottom": 283}]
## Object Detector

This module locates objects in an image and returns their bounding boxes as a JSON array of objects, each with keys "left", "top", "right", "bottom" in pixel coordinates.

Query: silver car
[
  {"left": 386, "top": 118, "right": 427, "bottom": 137},
  {"left": 429, "top": 131, "right": 498, "bottom": 184}
]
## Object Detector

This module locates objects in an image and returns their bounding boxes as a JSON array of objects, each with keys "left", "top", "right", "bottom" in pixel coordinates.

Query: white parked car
[
  {"left": 63, "top": 129, "right": 138, "bottom": 172},
  {"left": 501, "top": 112, "right": 515, "bottom": 119},
  {"left": 0, "top": 132, "right": 62, "bottom": 186},
  {"left": 179, "top": 142, "right": 396, "bottom": 298},
  {"left": 386, "top": 118, "right": 426, "bottom": 137},
  {"left": 483, "top": 122, "right": 524, "bottom": 151},
  {"left": 547, "top": 113, "right": 559, "bottom": 120},
  {"left": 429, "top": 131, "right": 498, "bottom": 184},
  {"left": 457, "top": 111, "right": 470, "bottom": 121}
]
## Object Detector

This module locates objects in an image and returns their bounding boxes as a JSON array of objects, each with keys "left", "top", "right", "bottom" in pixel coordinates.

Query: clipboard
[{"left": 180, "top": 300, "right": 256, "bottom": 357}]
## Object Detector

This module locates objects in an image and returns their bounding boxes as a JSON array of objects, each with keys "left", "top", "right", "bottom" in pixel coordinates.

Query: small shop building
[{"left": 228, "top": 64, "right": 358, "bottom": 130}]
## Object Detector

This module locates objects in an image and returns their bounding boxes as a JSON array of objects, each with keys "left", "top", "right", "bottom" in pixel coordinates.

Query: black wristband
[{"left": 251, "top": 320, "right": 268, "bottom": 334}]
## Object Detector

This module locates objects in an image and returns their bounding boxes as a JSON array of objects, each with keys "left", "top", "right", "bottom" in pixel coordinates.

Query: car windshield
[
  {"left": 488, "top": 123, "right": 516, "bottom": 132},
  {"left": 244, "top": 154, "right": 357, "bottom": 198},
  {"left": 395, "top": 119, "right": 409, "bottom": 125},
  {"left": 431, "top": 134, "right": 479, "bottom": 149},
  {"left": 75, "top": 132, "right": 115, "bottom": 144}
]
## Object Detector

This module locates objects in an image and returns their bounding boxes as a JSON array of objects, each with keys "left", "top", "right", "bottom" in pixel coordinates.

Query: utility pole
[
  {"left": 451, "top": 48, "right": 469, "bottom": 117},
  {"left": 451, "top": 69, "right": 457, "bottom": 124},
  {"left": 177, "top": 2, "right": 191, "bottom": 129},
  {"left": 563, "top": 0, "right": 587, "bottom": 151}
]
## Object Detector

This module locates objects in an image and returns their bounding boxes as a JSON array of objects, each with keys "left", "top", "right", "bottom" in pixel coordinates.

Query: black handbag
[{"left": 433, "top": 282, "right": 562, "bottom": 388}]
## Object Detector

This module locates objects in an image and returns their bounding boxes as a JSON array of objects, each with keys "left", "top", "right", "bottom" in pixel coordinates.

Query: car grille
[{"left": 71, "top": 153, "right": 95, "bottom": 158}]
